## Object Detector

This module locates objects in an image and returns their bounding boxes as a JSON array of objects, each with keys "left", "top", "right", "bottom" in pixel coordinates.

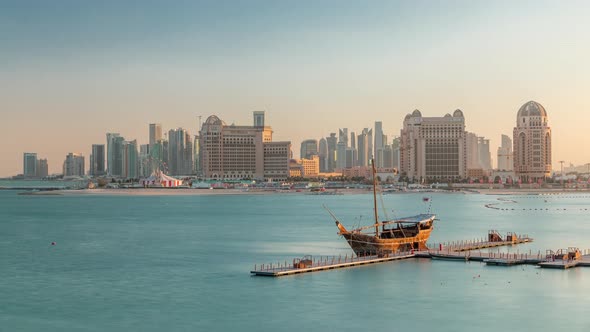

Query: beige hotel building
[
  {"left": 200, "top": 112, "right": 291, "bottom": 181},
  {"left": 513, "top": 101, "right": 551, "bottom": 180},
  {"left": 400, "top": 109, "right": 467, "bottom": 181}
]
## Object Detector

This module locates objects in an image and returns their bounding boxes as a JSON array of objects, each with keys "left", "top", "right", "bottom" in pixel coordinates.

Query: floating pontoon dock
[{"left": 251, "top": 231, "right": 590, "bottom": 276}]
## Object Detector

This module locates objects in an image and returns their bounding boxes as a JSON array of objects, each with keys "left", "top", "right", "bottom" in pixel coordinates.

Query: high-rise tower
[
  {"left": 149, "top": 124, "right": 162, "bottom": 148},
  {"left": 513, "top": 101, "right": 551, "bottom": 180},
  {"left": 497, "top": 134, "right": 513, "bottom": 171}
]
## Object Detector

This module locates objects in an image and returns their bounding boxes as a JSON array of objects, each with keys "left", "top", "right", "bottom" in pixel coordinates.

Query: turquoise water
[
  {"left": 1, "top": 190, "right": 590, "bottom": 331},
  {"left": 0, "top": 179, "right": 82, "bottom": 189}
]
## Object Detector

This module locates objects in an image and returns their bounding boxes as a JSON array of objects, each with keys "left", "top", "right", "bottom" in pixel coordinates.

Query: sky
[{"left": 1, "top": 0, "right": 590, "bottom": 176}]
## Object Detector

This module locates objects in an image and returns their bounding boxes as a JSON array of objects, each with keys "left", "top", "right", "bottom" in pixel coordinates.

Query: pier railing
[
  {"left": 253, "top": 250, "right": 414, "bottom": 273},
  {"left": 427, "top": 232, "right": 532, "bottom": 252},
  {"left": 423, "top": 248, "right": 590, "bottom": 263}
]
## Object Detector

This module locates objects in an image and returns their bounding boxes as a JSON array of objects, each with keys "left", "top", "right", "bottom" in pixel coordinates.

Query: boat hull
[{"left": 341, "top": 227, "right": 433, "bottom": 256}]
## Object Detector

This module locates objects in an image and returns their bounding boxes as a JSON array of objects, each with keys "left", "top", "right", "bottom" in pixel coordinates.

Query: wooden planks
[{"left": 251, "top": 253, "right": 415, "bottom": 277}]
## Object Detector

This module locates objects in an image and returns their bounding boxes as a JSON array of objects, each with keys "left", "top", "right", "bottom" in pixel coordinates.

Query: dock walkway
[
  {"left": 251, "top": 232, "right": 590, "bottom": 277},
  {"left": 251, "top": 251, "right": 414, "bottom": 277}
]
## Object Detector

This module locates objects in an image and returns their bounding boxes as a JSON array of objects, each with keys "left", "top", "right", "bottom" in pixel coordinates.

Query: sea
[{"left": 1, "top": 186, "right": 590, "bottom": 331}]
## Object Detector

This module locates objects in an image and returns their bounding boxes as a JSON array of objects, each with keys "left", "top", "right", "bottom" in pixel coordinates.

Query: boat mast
[{"left": 372, "top": 158, "right": 379, "bottom": 236}]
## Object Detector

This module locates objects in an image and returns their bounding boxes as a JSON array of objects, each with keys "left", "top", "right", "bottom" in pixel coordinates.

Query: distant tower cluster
[
  {"left": 23, "top": 153, "right": 48, "bottom": 178},
  {"left": 513, "top": 101, "right": 551, "bottom": 180},
  {"left": 315, "top": 120, "right": 399, "bottom": 174}
]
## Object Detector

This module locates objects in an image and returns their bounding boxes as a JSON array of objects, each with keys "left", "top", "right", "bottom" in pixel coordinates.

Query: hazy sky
[{"left": 1, "top": 0, "right": 589, "bottom": 176}]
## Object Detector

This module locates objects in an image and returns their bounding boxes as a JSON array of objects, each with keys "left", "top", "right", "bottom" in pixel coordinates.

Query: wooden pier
[
  {"left": 251, "top": 231, "right": 590, "bottom": 277},
  {"left": 419, "top": 248, "right": 590, "bottom": 269},
  {"left": 429, "top": 231, "right": 533, "bottom": 252},
  {"left": 418, "top": 249, "right": 546, "bottom": 265},
  {"left": 251, "top": 251, "right": 415, "bottom": 277}
]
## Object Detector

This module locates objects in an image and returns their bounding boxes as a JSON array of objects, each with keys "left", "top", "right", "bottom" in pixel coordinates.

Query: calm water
[
  {"left": 0, "top": 179, "right": 82, "bottom": 189},
  {"left": 1, "top": 190, "right": 590, "bottom": 331}
]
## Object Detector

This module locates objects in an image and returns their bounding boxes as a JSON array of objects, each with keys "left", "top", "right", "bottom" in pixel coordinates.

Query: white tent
[
  {"left": 159, "top": 172, "right": 183, "bottom": 187},
  {"left": 140, "top": 170, "right": 183, "bottom": 187}
]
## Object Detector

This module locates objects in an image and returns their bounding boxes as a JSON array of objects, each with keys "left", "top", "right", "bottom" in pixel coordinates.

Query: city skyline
[{"left": 2, "top": 1, "right": 590, "bottom": 176}]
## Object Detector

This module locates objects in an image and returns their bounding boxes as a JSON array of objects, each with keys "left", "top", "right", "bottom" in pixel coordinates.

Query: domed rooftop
[
  {"left": 411, "top": 109, "right": 422, "bottom": 117},
  {"left": 204, "top": 115, "right": 225, "bottom": 126},
  {"left": 444, "top": 113, "right": 452, "bottom": 118},
  {"left": 453, "top": 109, "right": 464, "bottom": 118},
  {"left": 518, "top": 101, "right": 547, "bottom": 118}
]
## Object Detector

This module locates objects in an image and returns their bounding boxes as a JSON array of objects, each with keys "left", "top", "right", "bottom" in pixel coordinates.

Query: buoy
[{"left": 51, "top": 242, "right": 56, "bottom": 245}]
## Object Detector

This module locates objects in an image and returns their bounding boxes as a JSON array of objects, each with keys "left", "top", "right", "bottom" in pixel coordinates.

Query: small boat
[{"left": 327, "top": 159, "right": 436, "bottom": 256}]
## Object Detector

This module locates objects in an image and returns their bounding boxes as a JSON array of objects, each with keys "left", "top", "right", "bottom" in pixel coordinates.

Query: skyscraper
[
  {"left": 193, "top": 134, "right": 201, "bottom": 175},
  {"left": 90, "top": 144, "right": 105, "bottom": 176},
  {"left": 150, "top": 139, "right": 166, "bottom": 172},
  {"left": 63, "top": 153, "right": 85, "bottom": 177},
  {"left": 400, "top": 109, "right": 467, "bottom": 181},
  {"left": 391, "top": 137, "right": 401, "bottom": 170},
  {"left": 336, "top": 129, "right": 348, "bottom": 170},
  {"left": 123, "top": 140, "right": 138, "bottom": 179},
  {"left": 338, "top": 128, "right": 348, "bottom": 146},
  {"left": 336, "top": 141, "right": 347, "bottom": 169},
  {"left": 106, "top": 133, "right": 124, "bottom": 177},
  {"left": 139, "top": 144, "right": 151, "bottom": 177},
  {"left": 149, "top": 123, "right": 162, "bottom": 148},
  {"left": 168, "top": 128, "right": 193, "bottom": 176},
  {"left": 367, "top": 128, "right": 373, "bottom": 162},
  {"left": 349, "top": 130, "right": 358, "bottom": 167},
  {"left": 300, "top": 139, "right": 318, "bottom": 159},
  {"left": 318, "top": 138, "right": 328, "bottom": 173},
  {"left": 465, "top": 132, "right": 480, "bottom": 169},
  {"left": 357, "top": 129, "right": 371, "bottom": 166},
  {"left": 36, "top": 159, "right": 48, "bottom": 178},
  {"left": 477, "top": 137, "right": 492, "bottom": 170},
  {"left": 253, "top": 111, "right": 265, "bottom": 127},
  {"left": 326, "top": 133, "right": 337, "bottom": 172},
  {"left": 513, "top": 101, "right": 551, "bottom": 180},
  {"left": 374, "top": 121, "right": 383, "bottom": 167},
  {"left": 23, "top": 153, "right": 37, "bottom": 178},
  {"left": 497, "top": 134, "right": 513, "bottom": 171}
]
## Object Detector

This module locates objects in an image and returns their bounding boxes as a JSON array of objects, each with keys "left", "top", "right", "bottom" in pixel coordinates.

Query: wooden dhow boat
[{"left": 327, "top": 160, "right": 436, "bottom": 256}]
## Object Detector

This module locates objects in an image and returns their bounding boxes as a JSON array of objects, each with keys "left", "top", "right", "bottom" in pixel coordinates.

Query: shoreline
[{"left": 10, "top": 187, "right": 590, "bottom": 196}]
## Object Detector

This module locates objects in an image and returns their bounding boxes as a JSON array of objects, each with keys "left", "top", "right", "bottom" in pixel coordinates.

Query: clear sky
[{"left": 1, "top": 0, "right": 589, "bottom": 176}]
